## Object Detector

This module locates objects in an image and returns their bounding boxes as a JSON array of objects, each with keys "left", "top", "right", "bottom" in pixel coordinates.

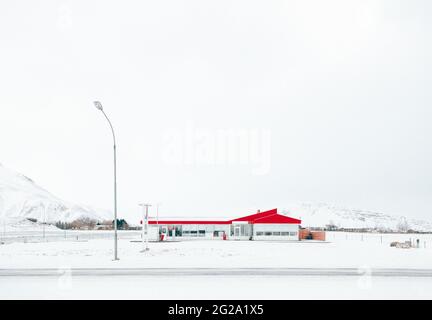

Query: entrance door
[
  {"left": 161, "top": 226, "right": 167, "bottom": 241},
  {"left": 234, "top": 226, "right": 241, "bottom": 238}
]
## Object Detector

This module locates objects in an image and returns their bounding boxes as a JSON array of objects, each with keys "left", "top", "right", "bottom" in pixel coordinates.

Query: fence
[
  {"left": 0, "top": 230, "right": 142, "bottom": 245},
  {"left": 327, "top": 231, "right": 432, "bottom": 249}
]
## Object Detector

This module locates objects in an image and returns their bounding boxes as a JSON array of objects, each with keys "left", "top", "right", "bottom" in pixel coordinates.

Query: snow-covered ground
[
  {"left": 2, "top": 275, "right": 432, "bottom": 300},
  {"left": 1, "top": 231, "right": 432, "bottom": 269},
  {"left": 1, "top": 231, "right": 432, "bottom": 299}
]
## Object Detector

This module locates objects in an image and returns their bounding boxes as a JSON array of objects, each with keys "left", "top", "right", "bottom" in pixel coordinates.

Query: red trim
[
  {"left": 148, "top": 208, "right": 302, "bottom": 225},
  {"left": 149, "top": 220, "right": 229, "bottom": 225}
]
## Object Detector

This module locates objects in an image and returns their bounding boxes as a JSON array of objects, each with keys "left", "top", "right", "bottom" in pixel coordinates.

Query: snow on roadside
[{"left": 1, "top": 232, "right": 432, "bottom": 269}]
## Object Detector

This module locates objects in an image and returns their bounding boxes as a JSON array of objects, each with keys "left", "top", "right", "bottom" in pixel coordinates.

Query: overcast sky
[{"left": 0, "top": 0, "right": 431, "bottom": 222}]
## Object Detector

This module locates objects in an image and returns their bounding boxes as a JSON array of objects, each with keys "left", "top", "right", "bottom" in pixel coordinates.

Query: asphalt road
[{"left": 1, "top": 268, "right": 432, "bottom": 277}]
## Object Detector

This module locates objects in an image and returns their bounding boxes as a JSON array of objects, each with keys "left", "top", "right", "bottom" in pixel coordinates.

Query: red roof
[
  {"left": 149, "top": 220, "right": 229, "bottom": 225},
  {"left": 148, "top": 208, "right": 301, "bottom": 225},
  {"left": 230, "top": 208, "right": 278, "bottom": 223},
  {"left": 253, "top": 213, "right": 301, "bottom": 224}
]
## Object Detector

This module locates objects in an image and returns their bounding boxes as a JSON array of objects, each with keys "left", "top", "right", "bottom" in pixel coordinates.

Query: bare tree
[
  {"left": 70, "top": 217, "right": 98, "bottom": 230},
  {"left": 397, "top": 218, "right": 410, "bottom": 233}
]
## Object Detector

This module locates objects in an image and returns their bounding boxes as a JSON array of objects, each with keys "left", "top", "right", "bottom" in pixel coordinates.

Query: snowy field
[
  {"left": 1, "top": 231, "right": 432, "bottom": 269},
  {"left": 1, "top": 231, "right": 432, "bottom": 299}
]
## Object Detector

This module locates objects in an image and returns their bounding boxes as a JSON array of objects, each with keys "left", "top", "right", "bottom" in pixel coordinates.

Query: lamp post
[
  {"left": 139, "top": 203, "right": 151, "bottom": 252},
  {"left": 93, "top": 101, "right": 119, "bottom": 261}
]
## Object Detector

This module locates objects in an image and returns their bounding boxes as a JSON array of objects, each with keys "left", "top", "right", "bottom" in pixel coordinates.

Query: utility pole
[
  {"left": 43, "top": 204, "right": 46, "bottom": 241},
  {"left": 139, "top": 204, "right": 151, "bottom": 252},
  {"left": 0, "top": 197, "right": 4, "bottom": 243}
]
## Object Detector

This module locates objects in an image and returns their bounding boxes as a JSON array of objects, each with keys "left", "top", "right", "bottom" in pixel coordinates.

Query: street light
[
  {"left": 139, "top": 203, "right": 151, "bottom": 252},
  {"left": 93, "top": 101, "right": 119, "bottom": 261}
]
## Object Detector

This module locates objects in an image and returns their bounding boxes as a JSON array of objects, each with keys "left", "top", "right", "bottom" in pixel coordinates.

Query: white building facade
[{"left": 148, "top": 208, "right": 301, "bottom": 241}]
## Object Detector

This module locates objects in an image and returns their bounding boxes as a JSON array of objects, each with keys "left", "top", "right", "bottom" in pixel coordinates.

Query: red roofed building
[{"left": 148, "top": 208, "right": 301, "bottom": 241}]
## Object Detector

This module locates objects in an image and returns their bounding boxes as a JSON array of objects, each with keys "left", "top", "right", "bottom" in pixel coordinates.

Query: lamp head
[{"left": 93, "top": 101, "right": 103, "bottom": 111}]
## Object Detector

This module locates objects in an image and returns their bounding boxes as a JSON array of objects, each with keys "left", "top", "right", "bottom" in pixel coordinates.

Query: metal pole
[
  {"left": 156, "top": 203, "right": 160, "bottom": 241},
  {"left": 113, "top": 141, "right": 118, "bottom": 260},
  {"left": 141, "top": 205, "right": 145, "bottom": 251},
  {"left": 139, "top": 204, "right": 151, "bottom": 252},
  {"left": 145, "top": 205, "right": 149, "bottom": 251},
  {"left": 103, "top": 110, "right": 118, "bottom": 261},
  {"left": 43, "top": 204, "right": 46, "bottom": 241}
]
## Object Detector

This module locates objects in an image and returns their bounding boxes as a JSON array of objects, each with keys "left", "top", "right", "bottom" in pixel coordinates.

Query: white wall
[
  {"left": 253, "top": 224, "right": 299, "bottom": 241},
  {"left": 151, "top": 224, "right": 300, "bottom": 241}
]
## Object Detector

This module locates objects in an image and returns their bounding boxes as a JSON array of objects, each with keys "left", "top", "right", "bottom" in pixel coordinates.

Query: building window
[
  {"left": 290, "top": 232, "right": 297, "bottom": 236},
  {"left": 256, "top": 232, "right": 264, "bottom": 236},
  {"left": 264, "top": 232, "right": 272, "bottom": 236},
  {"left": 273, "top": 232, "right": 281, "bottom": 236},
  {"left": 175, "top": 226, "right": 182, "bottom": 237}
]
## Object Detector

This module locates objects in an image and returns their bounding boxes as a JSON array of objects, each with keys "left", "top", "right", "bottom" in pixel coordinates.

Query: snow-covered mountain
[
  {"left": 0, "top": 163, "right": 111, "bottom": 224},
  {"left": 2, "top": 162, "right": 431, "bottom": 232},
  {"left": 281, "top": 202, "right": 432, "bottom": 232}
]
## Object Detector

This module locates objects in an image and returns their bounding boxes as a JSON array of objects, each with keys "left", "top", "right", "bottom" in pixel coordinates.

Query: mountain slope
[
  {"left": 0, "top": 163, "right": 110, "bottom": 224},
  {"left": 281, "top": 202, "right": 432, "bottom": 232}
]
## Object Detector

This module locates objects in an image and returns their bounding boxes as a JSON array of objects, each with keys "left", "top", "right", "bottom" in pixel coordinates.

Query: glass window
[
  {"left": 265, "top": 232, "right": 272, "bottom": 236},
  {"left": 273, "top": 232, "right": 281, "bottom": 236},
  {"left": 256, "top": 232, "right": 264, "bottom": 236},
  {"left": 281, "top": 232, "right": 289, "bottom": 236}
]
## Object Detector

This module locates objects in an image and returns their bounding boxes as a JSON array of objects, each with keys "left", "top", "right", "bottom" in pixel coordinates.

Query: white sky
[{"left": 0, "top": 0, "right": 431, "bottom": 223}]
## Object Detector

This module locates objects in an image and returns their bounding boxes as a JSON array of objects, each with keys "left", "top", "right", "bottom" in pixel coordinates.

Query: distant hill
[
  {"left": 281, "top": 202, "right": 432, "bottom": 232},
  {"left": 0, "top": 163, "right": 111, "bottom": 224}
]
